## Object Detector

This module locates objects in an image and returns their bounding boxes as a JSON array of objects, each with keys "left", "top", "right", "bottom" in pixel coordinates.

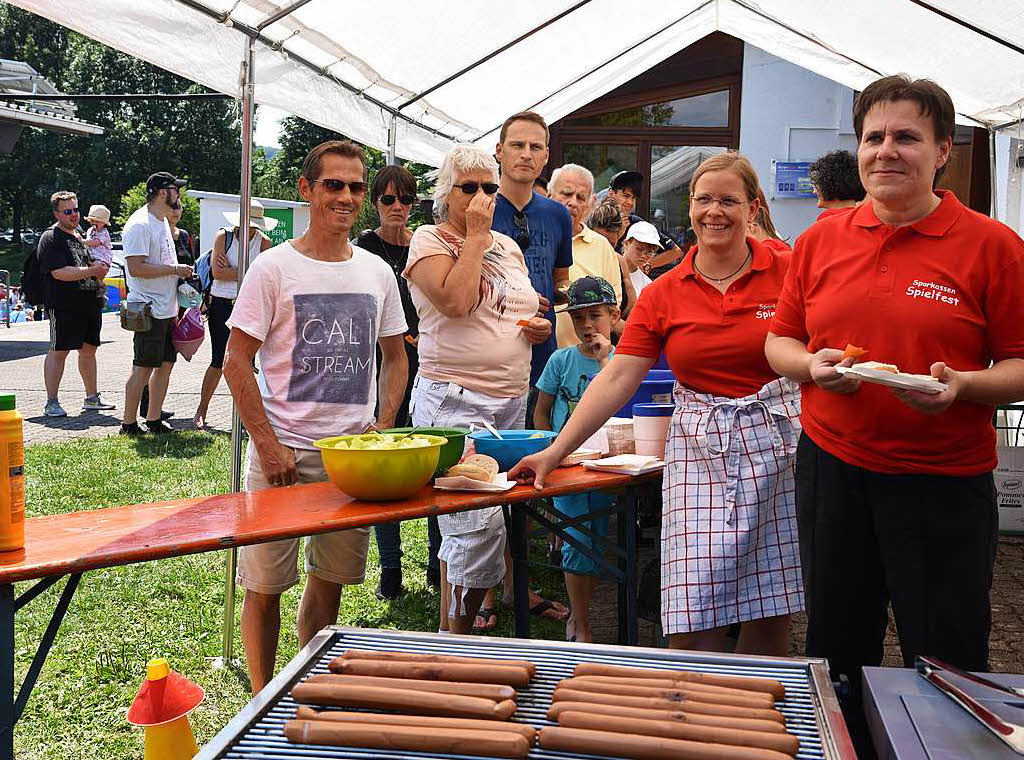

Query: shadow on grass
[{"left": 132, "top": 431, "right": 218, "bottom": 459}]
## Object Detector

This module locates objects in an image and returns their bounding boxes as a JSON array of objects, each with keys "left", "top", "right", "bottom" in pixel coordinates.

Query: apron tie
[{"left": 700, "top": 398, "right": 792, "bottom": 457}]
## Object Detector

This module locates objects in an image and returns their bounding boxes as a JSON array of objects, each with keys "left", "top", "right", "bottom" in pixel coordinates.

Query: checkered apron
[{"left": 661, "top": 377, "right": 804, "bottom": 635}]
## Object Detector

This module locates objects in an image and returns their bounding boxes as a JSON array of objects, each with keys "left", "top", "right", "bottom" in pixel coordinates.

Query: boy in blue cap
[{"left": 534, "top": 275, "right": 619, "bottom": 642}]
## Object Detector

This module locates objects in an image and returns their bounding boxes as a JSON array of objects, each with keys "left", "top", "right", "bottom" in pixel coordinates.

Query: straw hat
[
  {"left": 85, "top": 204, "right": 111, "bottom": 224},
  {"left": 223, "top": 199, "right": 278, "bottom": 231}
]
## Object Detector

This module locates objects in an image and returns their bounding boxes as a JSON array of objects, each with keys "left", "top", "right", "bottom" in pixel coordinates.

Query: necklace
[{"left": 693, "top": 250, "right": 751, "bottom": 283}]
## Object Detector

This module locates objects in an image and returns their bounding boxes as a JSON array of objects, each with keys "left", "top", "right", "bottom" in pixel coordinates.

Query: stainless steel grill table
[{"left": 198, "top": 626, "right": 857, "bottom": 760}]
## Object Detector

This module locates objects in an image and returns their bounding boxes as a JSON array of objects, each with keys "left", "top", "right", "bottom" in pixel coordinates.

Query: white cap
[{"left": 624, "top": 220, "right": 663, "bottom": 249}]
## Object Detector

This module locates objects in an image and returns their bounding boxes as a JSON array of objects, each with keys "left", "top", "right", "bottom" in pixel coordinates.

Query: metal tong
[{"left": 915, "top": 655, "right": 1024, "bottom": 754}]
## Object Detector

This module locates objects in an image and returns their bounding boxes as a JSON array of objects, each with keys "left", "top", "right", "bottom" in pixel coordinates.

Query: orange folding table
[{"left": 0, "top": 466, "right": 659, "bottom": 759}]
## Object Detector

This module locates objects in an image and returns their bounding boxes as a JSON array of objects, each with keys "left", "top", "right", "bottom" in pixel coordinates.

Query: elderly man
[
  {"left": 549, "top": 164, "right": 624, "bottom": 348},
  {"left": 225, "top": 139, "right": 408, "bottom": 693}
]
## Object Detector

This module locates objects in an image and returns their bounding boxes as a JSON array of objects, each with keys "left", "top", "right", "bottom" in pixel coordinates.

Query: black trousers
[{"left": 796, "top": 433, "right": 998, "bottom": 677}]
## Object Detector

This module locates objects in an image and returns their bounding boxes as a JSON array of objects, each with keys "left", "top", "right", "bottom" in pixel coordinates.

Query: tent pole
[
  {"left": 386, "top": 114, "right": 398, "bottom": 165},
  {"left": 990, "top": 128, "right": 999, "bottom": 220},
  {"left": 220, "top": 31, "right": 257, "bottom": 667}
]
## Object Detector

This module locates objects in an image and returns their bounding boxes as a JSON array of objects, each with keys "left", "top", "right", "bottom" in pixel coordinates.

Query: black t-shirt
[
  {"left": 356, "top": 229, "right": 418, "bottom": 336},
  {"left": 173, "top": 228, "right": 195, "bottom": 266},
  {"left": 37, "top": 225, "right": 102, "bottom": 311}
]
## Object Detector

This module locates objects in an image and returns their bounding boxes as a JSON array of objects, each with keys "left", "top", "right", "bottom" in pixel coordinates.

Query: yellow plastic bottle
[{"left": 0, "top": 394, "right": 25, "bottom": 552}]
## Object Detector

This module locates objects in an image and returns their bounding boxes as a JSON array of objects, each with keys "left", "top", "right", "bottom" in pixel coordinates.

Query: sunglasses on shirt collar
[{"left": 513, "top": 209, "right": 530, "bottom": 251}]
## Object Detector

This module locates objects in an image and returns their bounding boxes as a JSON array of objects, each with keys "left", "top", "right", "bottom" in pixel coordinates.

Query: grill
[{"left": 198, "top": 627, "right": 855, "bottom": 760}]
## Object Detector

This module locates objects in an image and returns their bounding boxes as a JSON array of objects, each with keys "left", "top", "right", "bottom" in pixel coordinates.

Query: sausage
[
  {"left": 339, "top": 649, "right": 537, "bottom": 679},
  {"left": 573, "top": 663, "right": 785, "bottom": 700},
  {"left": 538, "top": 726, "right": 793, "bottom": 760},
  {"left": 328, "top": 657, "right": 530, "bottom": 687},
  {"left": 290, "top": 682, "right": 514, "bottom": 720},
  {"left": 570, "top": 675, "right": 776, "bottom": 705},
  {"left": 546, "top": 702, "right": 787, "bottom": 734},
  {"left": 285, "top": 719, "right": 531, "bottom": 759},
  {"left": 552, "top": 687, "right": 785, "bottom": 724},
  {"left": 306, "top": 673, "right": 516, "bottom": 702},
  {"left": 293, "top": 706, "right": 536, "bottom": 742},
  {"left": 557, "top": 711, "right": 799, "bottom": 756},
  {"left": 557, "top": 677, "right": 773, "bottom": 709}
]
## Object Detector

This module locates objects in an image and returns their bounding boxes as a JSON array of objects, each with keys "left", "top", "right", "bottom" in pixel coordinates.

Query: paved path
[{"left": 0, "top": 313, "right": 234, "bottom": 444}]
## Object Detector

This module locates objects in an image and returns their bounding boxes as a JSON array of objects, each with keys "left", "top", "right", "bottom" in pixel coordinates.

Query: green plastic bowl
[
  {"left": 313, "top": 433, "right": 447, "bottom": 501},
  {"left": 383, "top": 427, "right": 470, "bottom": 475}
]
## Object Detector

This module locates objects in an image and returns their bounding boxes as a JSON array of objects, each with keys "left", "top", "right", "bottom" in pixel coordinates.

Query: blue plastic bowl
[{"left": 467, "top": 429, "right": 557, "bottom": 471}]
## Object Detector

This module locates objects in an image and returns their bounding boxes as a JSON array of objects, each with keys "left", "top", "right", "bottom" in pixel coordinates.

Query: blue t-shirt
[
  {"left": 493, "top": 192, "right": 573, "bottom": 385},
  {"left": 536, "top": 345, "right": 614, "bottom": 433}
]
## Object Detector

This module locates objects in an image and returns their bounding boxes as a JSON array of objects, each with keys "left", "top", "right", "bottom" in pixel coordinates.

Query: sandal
[
  {"left": 529, "top": 595, "right": 569, "bottom": 621},
  {"left": 472, "top": 606, "right": 498, "bottom": 633}
]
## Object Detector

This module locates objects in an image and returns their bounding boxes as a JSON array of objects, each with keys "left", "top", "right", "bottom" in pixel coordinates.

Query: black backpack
[{"left": 19, "top": 239, "right": 47, "bottom": 307}]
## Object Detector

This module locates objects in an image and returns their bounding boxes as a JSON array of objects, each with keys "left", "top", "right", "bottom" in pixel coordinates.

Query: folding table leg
[
  {"left": 506, "top": 505, "right": 531, "bottom": 638},
  {"left": 1, "top": 583, "right": 13, "bottom": 760},
  {"left": 617, "top": 489, "right": 639, "bottom": 645}
]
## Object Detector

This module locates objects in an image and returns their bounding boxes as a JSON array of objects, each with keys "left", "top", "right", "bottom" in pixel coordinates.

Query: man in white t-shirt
[
  {"left": 120, "top": 172, "right": 193, "bottom": 435},
  {"left": 224, "top": 140, "right": 408, "bottom": 695}
]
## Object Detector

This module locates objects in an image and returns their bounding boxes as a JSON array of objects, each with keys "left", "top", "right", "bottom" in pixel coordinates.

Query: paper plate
[
  {"left": 433, "top": 473, "right": 516, "bottom": 492},
  {"left": 836, "top": 365, "right": 947, "bottom": 395}
]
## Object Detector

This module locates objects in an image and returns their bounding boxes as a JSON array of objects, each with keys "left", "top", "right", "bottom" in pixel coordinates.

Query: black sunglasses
[
  {"left": 379, "top": 194, "right": 416, "bottom": 206},
  {"left": 60, "top": 208, "right": 80, "bottom": 216},
  {"left": 455, "top": 181, "right": 499, "bottom": 195},
  {"left": 513, "top": 209, "right": 530, "bottom": 251},
  {"left": 311, "top": 178, "right": 367, "bottom": 194}
]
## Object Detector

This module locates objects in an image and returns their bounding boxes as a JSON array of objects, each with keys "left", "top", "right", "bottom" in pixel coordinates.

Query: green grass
[{"left": 14, "top": 433, "right": 570, "bottom": 758}]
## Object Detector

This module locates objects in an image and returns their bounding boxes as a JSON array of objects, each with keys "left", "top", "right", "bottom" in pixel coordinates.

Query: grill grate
[{"left": 203, "top": 628, "right": 843, "bottom": 760}]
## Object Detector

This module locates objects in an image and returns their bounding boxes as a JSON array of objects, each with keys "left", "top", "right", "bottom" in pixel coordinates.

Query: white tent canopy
[{"left": 10, "top": 0, "right": 1024, "bottom": 165}]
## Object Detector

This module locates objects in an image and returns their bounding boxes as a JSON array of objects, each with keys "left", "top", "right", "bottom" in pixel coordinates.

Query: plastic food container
[
  {"left": 632, "top": 402, "right": 674, "bottom": 458},
  {"left": 314, "top": 433, "right": 447, "bottom": 501},
  {"left": 467, "top": 429, "right": 557, "bottom": 471},
  {"left": 383, "top": 427, "right": 470, "bottom": 474},
  {"left": 614, "top": 370, "right": 675, "bottom": 418}
]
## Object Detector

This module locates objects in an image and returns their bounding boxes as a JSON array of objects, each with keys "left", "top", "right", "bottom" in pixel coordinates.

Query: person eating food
[{"left": 764, "top": 74, "right": 1024, "bottom": 752}]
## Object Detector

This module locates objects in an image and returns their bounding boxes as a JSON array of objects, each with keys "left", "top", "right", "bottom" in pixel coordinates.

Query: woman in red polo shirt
[
  {"left": 765, "top": 75, "right": 1024, "bottom": 714},
  {"left": 512, "top": 153, "right": 803, "bottom": 655}
]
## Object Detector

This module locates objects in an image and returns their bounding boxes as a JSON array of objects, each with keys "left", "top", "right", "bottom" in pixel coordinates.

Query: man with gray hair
[{"left": 549, "top": 164, "right": 624, "bottom": 347}]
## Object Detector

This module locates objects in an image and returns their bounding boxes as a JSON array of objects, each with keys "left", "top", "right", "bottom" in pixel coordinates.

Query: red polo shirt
[
  {"left": 772, "top": 190, "right": 1024, "bottom": 475},
  {"left": 618, "top": 238, "right": 790, "bottom": 399},
  {"left": 762, "top": 237, "right": 793, "bottom": 253},
  {"left": 816, "top": 207, "right": 854, "bottom": 221}
]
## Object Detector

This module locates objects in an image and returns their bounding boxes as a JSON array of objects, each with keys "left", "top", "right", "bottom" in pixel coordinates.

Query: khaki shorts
[{"left": 236, "top": 446, "right": 370, "bottom": 594}]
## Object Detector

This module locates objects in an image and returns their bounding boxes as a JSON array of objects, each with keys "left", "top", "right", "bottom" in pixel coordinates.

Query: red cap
[{"left": 127, "top": 659, "right": 204, "bottom": 726}]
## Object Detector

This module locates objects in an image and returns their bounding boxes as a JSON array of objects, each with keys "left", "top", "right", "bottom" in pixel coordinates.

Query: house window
[{"left": 564, "top": 90, "right": 730, "bottom": 129}]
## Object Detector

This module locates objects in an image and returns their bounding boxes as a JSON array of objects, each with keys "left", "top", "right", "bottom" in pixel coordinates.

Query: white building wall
[{"left": 739, "top": 44, "right": 858, "bottom": 242}]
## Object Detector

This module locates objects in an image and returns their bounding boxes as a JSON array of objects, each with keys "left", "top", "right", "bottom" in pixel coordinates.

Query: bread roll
[
  {"left": 445, "top": 464, "right": 494, "bottom": 482},
  {"left": 464, "top": 454, "right": 499, "bottom": 477}
]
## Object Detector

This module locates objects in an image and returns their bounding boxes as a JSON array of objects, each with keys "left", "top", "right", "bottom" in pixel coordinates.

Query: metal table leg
[
  {"left": 505, "top": 505, "right": 531, "bottom": 639},
  {"left": 617, "top": 489, "right": 639, "bottom": 645},
  {"left": 0, "top": 574, "right": 82, "bottom": 760}
]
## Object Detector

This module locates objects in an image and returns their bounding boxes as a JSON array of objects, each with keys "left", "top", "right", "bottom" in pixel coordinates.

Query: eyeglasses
[
  {"left": 692, "top": 194, "right": 747, "bottom": 210},
  {"left": 455, "top": 181, "right": 499, "bottom": 195},
  {"left": 311, "top": 178, "right": 367, "bottom": 194},
  {"left": 379, "top": 194, "right": 416, "bottom": 207},
  {"left": 513, "top": 210, "right": 530, "bottom": 251},
  {"left": 60, "top": 208, "right": 80, "bottom": 216}
]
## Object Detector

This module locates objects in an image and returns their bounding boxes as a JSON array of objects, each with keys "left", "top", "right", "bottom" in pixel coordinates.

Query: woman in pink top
[{"left": 404, "top": 145, "right": 550, "bottom": 636}]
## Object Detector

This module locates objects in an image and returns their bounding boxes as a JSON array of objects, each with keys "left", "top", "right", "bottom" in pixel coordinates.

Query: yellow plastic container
[
  {"left": 0, "top": 395, "right": 24, "bottom": 552},
  {"left": 314, "top": 434, "right": 447, "bottom": 501}
]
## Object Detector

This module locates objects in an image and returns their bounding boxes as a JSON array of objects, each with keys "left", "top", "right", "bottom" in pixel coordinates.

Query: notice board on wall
[{"left": 771, "top": 160, "right": 817, "bottom": 199}]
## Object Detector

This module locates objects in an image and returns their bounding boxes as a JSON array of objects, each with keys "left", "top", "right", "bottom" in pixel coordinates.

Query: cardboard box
[{"left": 995, "top": 445, "right": 1024, "bottom": 533}]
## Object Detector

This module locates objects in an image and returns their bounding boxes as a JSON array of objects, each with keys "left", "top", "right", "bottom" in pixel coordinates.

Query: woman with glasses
[
  {"left": 355, "top": 165, "right": 421, "bottom": 600},
  {"left": 512, "top": 152, "right": 803, "bottom": 656},
  {"left": 404, "top": 145, "right": 551, "bottom": 635}
]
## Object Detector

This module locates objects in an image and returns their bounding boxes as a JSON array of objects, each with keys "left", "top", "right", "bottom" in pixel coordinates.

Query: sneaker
[
  {"left": 375, "top": 567, "right": 404, "bottom": 600},
  {"left": 43, "top": 399, "right": 67, "bottom": 418},
  {"left": 425, "top": 564, "right": 441, "bottom": 589},
  {"left": 120, "top": 422, "right": 144, "bottom": 437},
  {"left": 82, "top": 394, "right": 116, "bottom": 411},
  {"left": 145, "top": 420, "right": 174, "bottom": 434}
]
